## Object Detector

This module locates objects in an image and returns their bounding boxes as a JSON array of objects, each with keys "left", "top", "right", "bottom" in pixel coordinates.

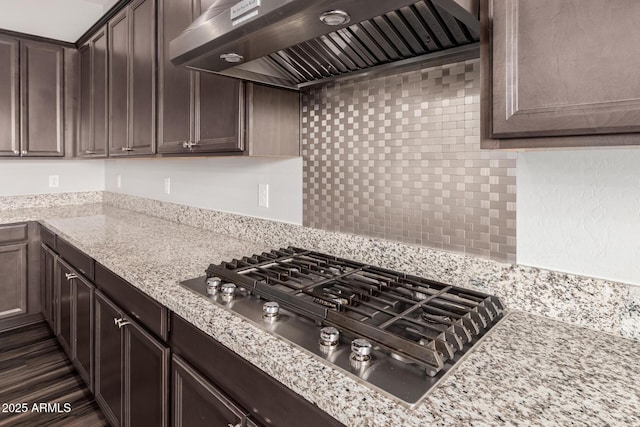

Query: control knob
[
  {"left": 319, "top": 327, "right": 340, "bottom": 347},
  {"left": 206, "top": 277, "right": 222, "bottom": 295},
  {"left": 262, "top": 302, "right": 280, "bottom": 321},
  {"left": 350, "top": 338, "right": 372, "bottom": 362},
  {"left": 220, "top": 283, "right": 237, "bottom": 301}
]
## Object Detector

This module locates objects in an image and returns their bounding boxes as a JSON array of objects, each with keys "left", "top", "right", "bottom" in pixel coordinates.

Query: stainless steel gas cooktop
[{"left": 181, "top": 247, "right": 505, "bottom": 407}]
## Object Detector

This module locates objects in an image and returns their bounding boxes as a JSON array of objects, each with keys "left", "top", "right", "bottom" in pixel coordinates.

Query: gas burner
[{"left": 181, "top": 246, "right": 506, "bottom": 407}]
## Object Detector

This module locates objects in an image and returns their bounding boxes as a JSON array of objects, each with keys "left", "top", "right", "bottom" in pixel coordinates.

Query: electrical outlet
[
  {"left": 116, "top": 175, "right": 122, "bottom": 189},
  {"left": 48, "top": 175, "right": 59, "bottom": 188},
  {"left": 164, "top": 177, "right": 171, "bottom": 195},
  {"left": 258, "top": 183, "right": 269, "bottom": 208}
]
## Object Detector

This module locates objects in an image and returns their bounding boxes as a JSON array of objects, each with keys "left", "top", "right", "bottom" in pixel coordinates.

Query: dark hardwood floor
[{"left": 0, "top": 322, "right": 108, "bottom": 427}]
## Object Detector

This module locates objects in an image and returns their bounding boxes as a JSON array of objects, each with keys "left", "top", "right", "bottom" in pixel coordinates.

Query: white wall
[
  {"left": 0, "top": 160, "right": 105, "bottom": 196},
  {"left": 517, "top": 148, "right": 640, "bottom": 285},
  {"left": 105, "top": 157, "right": 303, "bottom": 224}
]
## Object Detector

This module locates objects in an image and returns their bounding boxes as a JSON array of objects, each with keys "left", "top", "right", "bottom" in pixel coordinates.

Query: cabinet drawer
[
  {"left": 57, "top": 238, "right": 94, "bottom": 280},
  {"left": 41, "top": 226, "right": 56, "bottom": 250},
  {"left": 95, "top": 263, "right": 168, "bottom": 341},
  {"left": 170, "top": 313, "right": 344, "bottom": 427},
  {"left": 172, "top": 355, "right": 248, "bottom": 427},
  {"left": 0, "top": 223, "right": 28, "bottom": 244}
]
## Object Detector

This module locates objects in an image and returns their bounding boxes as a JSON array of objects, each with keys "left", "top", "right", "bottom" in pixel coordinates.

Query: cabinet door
[
  {"left": 195, "top": 74, "right": 244, "bottom": 153},
  {"left": 247, "top": 83, "right": 300, "bottom": 156},
  {"left": 78, "top": 43, "right": 93, "bottom": 157},
  {"left": 109, "top": 9, "right": 130, "bottom": 157},
  {"left": 0, "top": 36, "right": 19, "bottom": 157},
  {"left": 92, "top": 27, "right": 109, "bottom": 157},
  {"left": 20, "top": 41, "right": 64, "bottom": 156},
  {"left": 172, "top": 355, "right": 246, "bottom": 427},
  {"left": 0, "top": 243, "right": 27, "bottom": 320},
  {"left": 124, "top": 318, "right": 169, "bottom": 427},
  {"left": 128, "top": 0, "right": 156, "bottom": 155},
  {"left": 74, "top": 274, "right": 95, "bottom": 391},
  {"left": 40, "top": 244, "right": 56, "bottom": 330},
  {"left": 157, "top": 0, "right": 193, "bottom": 154},
  {"left": 490, "top": 0, "right": 640, "bottom": 139},
  {"left": 95, "top": 291, "right": 124, "bottom": 427},
  {"left": 55, "top": 259, "right": 74, "bottom": 357}
]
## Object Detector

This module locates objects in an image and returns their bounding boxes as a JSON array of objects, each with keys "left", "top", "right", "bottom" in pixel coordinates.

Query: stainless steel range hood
[{"left": 170, "top": 0, "right": 480, "bottom": 90}]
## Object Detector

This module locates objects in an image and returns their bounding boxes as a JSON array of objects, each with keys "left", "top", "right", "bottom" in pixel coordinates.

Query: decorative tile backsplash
[{"left": 301, "top": 59, "right": 517, "bottom": 262}]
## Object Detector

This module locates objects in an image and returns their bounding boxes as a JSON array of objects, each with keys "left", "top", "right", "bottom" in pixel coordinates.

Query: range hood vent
[{"left": 170, "top": 0, "right": 480, "bottom": 90}]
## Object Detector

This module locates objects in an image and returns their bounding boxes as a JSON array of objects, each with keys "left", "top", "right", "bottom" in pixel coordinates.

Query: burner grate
[{"left": 206, "top": 247, "right": 504, "bottom": 375}]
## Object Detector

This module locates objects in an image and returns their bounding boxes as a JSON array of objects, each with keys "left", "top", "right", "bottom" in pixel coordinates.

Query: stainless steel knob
[
  {"left": 206, "top": 277, "right": 221, "bottom": 295},
  {"left": 320, "top": 327, "right": 340, "bottom": 347},
  {"left": 351, "top": 338, "right": 372, "bottom": 361},
  {"left": 220, "top": 283, "right": 237, "bottom": 296},
  {"left": 262, "top": 301, "right": 280, "bottom": 318},
  {"left": 65, "top": 273, "right": 78, "bottom": 281}
]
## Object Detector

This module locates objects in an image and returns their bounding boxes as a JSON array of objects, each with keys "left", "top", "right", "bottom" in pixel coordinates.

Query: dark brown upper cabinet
[
  {"left": 0, "top": 36, "right": 19, "bottom": 156},
  {"left": 108, "top": 0, "right": 156, "bottom": 157},
  {"left": 157, "top": 0, "right": 299, "bottom": 157},
  {"left": 21, "top": 40, "right": 65, "bottom": 156},
  {"left": 482, "top": 0, "right": 640, "bottom": 149},
  {"left": 79, "top": 26, "right": 109, "bottom": 158},
  {"left": 157, "top": 0, "right": 243, "bottom": 155},
  {"left": 0, "top": 36, "right": 65, "bottom": 157}
]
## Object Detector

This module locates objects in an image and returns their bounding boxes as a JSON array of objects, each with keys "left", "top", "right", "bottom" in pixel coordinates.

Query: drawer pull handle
[
  {"left": 182, "top": 141, "right": 199, "bottom": 149},
  {"left": 65, "top": 273, "right": 78, "bottom": 281},
  {"left": 114, "top": 317, "right": 131, "bottom": 328}
]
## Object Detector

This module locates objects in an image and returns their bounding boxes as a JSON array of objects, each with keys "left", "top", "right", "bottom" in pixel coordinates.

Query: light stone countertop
[{"left": 1, "top": 205, "right": 639, "bottom": 427}]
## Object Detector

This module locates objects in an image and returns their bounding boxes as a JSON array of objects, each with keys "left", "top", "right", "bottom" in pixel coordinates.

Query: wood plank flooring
[{"left": 0, "top": 322, "right": 109, "bottom": 427}]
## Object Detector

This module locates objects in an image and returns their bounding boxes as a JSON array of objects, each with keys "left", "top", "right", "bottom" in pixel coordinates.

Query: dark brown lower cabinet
[
  {"left": 0, "top": 222, "right": 42, "bottom": 332},
  {"left": 125, "top": 314, "right": 169, "bottom": 427},
  {"left": 74, "top": 273, "right": 94, "bottom": 389},
  {"left": 40, "top": 244, "right": 56, "bottom": 331},
  {"left": 172, "top": 355, "right": 248, "bottom": 427},
  {"left": 56, "top": 259, "right": 73, "bottom": 356},
  {"left": 95, "top": 291, "right": 169, "bottom": 427},
  {"left": 95, "top": 291, "right": 124, "bottom": 426},
  {"left": 0, "top": 242, "right": 27, "bottom": 322},
  {"left": 55, "top": 258, "right": 95, "bottom": 390}
]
